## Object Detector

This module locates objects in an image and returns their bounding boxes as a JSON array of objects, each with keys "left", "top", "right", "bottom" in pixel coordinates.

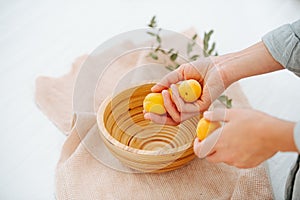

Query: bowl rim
[{"left": 96, "top": 84, "right": 194, "bottom": 156}]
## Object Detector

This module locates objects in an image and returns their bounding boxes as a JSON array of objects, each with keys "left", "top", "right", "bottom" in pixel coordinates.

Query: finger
[
  {"left": 197, "top": 89, "right": 212, "bottom": 112},
  {"left": 207, "top": 154, "right": 238, "bottom": 167},
  {"left": 169, "top": 84, "right": 185, "bottom": 112},
  {"left": 193, "top": 127, "right": 222, "bottom": 158},
  {"left": 198, "top": 67, "right": 226, "bottom": 111},
  {"left": 144, "top": 112, "right": 179, "bottom": 126},
  {"left": 203, "top": 108, "right": 231, "bottom": 122},
  {"left": 194, "top": 138, "right": 216, "bottom": 158},
  {"left": 183, "top": 60, "right": 210, "bottom": 82},
  {"left": 161, "top": 90, "right": 181, "bottom": 123},
  {"left": 151, "top": 69, "right": 184, "bottom": 92},
  {"left": 180, "top": 111, "right": 200, "bottom": 121},
  {"left": 193, "top": 138, "right": 203, "bottom": 158},
  {"left": 170, "top": 84, "right": 201, "bottom": 113},
  {"left": 205, "top": 151, "right": 223, "bottom": 163}
]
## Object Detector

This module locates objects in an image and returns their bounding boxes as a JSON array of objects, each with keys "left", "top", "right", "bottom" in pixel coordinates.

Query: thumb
[
  {"left": 151, "top": 68, "right": 184, "bottom": 92},
  {"left": 193, "top": 127, "right": 222, "bottom": 158},
  {"left": 203, "top": 108, "right": 231, "bottom": 122}
]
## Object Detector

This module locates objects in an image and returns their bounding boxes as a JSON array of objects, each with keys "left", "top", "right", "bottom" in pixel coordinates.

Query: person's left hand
[{"left": 193, "top": 108, "right": 297, "bottom": 168}]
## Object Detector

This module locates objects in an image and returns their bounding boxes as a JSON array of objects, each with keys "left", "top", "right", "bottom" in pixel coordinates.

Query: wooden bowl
[{"left": 97, "top": 83, "right": 199, "bottom": 173}]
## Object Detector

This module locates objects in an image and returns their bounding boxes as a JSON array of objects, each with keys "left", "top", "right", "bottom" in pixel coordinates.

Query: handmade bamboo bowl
[{"left": 97, "top": 83, "right": 199, "bottom": 173}]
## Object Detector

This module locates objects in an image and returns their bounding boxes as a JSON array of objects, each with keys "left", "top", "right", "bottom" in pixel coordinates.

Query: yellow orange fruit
[
  {"left": 196, "top": 118, "right": 221, "bottom": 141},
  {"left": 178, "top": 80, "right": 202, "bottom": 102},
  {"left": 143, "top": 93, "right": 166, "bottom": 115}
]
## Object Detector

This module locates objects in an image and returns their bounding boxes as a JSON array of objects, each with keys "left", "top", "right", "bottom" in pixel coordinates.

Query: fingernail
[
  {"left": 203, "top": 111, "right": 212, "bottom": 119},
  {"left": 161, "top": 89, "right": 168, "bottom": 96},
  {"left": 170, "top": 84, "right": 178, "bottom": 93},
  {"left": 193, "top": 138, "right": 202, "bottom": 157},
  {"left": 144, "top": 113, "right": 150, "bottom": 119}
]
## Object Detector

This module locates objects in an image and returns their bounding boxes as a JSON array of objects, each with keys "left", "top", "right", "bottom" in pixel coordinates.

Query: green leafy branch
[
  {"left": 147, "top": 16, "right": 180, "bottom": 70},
  {"left": 146, "top": 16, "right": 232, "bottom": 109},
  {"left": 203, "top": 30, "right": 218, "bottom": 57},
  {"left": 202, "top": 31, "right": 229, "bottom": 107},
  {"left": 187, "top": 33, "right": 200, "bottom": 61}
]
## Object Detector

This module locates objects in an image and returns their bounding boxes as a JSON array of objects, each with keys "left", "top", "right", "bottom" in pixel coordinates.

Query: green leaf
[
  {"left": 192, "top": 34, "right": 198, "bottom": 40},
  {"left": 149, "top": 52, "right": 158, "bottom": 60},
  {"left": 203, "top": 29, "right": 216, "bottom": 57},
  {"left": 208, "top": 42, "right": 216, "bottom": 55},
  {"left": 159, "top": 48, "right": 166, "bottom": 54},
  {"left": 175, "top": 63, "right": 180, "bottom": 69},
  {"left": 214, "top": 52, "right": 218, "bottom": 56},
  {"left": 165, "top": 65, "right": 175, "bottom": 71},
  {"left": 217, "top": 95, "right": 232, "bottom": 109},
  {"left": 189, "top": 54, "right": 200, "bottom": 61},
  {"left": 151, "top": 15, "right": 156, "bottom": 23},
  {"left": 218, "top": 95, "right": 227, "bottom": 102},
  {"left": 187, "top": 43, "right": 193, "bottom": 55},
  {"left": 170, "top": 53, "right": 178, "bottom": 61},
  {"left": 207, "top": 30, "right": 214, "bottom": 39},
  {"left": 167, "top": 48, "right": 174, "bottom": 54},
  {"left": 227, "top": 99, "right": 232, "bottom": 108},
  {"left": 147, "top": 31, "right": 156, "bottom": 37},
  {"left": 148, "top": 16, "right": 157, "bottom": 28},
  {"left": 203, "top": 30, "right": 214, "bottom": 46},
  {"left": 156, "top": 35, "right": 161, "bottom": 43},
  {"left": 154, "top": 45, "right": 161, "bottom": 52},
  {"left": 203, "top": 39, "right": 208, "bottom": 51}
]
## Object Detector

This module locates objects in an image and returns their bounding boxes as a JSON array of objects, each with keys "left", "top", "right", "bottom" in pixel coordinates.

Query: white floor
[{"left": 1, "top": 0, "right": 300, "bottom": 199}]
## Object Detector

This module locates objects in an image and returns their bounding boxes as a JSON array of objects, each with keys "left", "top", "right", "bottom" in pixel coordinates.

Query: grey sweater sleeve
[
  {"left": 262, "top": 20, "right": 300, "bottom": 152},
  {"left": 262, "top": 20, "right": 300, "bottom": 77},
  {"left": 294, "top": 122, "right": 300, "bottom": 152}
]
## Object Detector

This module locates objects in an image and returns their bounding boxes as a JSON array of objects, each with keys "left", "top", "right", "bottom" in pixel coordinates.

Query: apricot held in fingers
[
  {"left": 178, "top": 80, "right": 202, "bottom": 102},
  {"left": 143, "top": 93, "right": 166, "bottom": 115},
  {"left": 196, "top": 118, "right": 221, "bottom": 141}
]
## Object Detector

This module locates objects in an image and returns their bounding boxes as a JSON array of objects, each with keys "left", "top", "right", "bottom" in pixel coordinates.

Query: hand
[
  {"left": 144, "top": 58, "right": 229, "bottom": 125},
  {"left": 144, "top": 42, "right": 284, "bottom": 126},
  {"left": 194, "top": 108, "right": 297, "bottom": 168}
]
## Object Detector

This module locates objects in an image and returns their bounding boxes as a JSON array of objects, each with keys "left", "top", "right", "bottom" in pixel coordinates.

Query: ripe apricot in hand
[
  {"left": 178, "top": 79, "right": 202, "bottom": 102},
  {"left": 143, "top": 93, "right": 166, "bottom": 115},
  {"left": 196, "top": 118, "right": 221, "bottom": 141}
]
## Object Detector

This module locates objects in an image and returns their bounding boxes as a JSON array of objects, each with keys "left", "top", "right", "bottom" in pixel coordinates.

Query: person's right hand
[{"left": 144, "top": 57, "right": 229, "bottom": 125}]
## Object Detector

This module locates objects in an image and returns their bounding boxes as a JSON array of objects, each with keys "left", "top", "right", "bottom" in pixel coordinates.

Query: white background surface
[{"left": 1, "top": 0, "right": 300, "bottom": 199}]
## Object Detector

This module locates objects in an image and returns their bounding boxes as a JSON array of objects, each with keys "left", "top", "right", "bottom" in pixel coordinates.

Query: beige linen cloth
[{"left": 35, "top": 30, "right": 273, "bottom": 200}]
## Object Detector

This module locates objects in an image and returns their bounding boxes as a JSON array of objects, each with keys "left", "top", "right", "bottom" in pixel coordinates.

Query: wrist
[
  {"left": 265, "top": 117, "right": 297, "bottom": 152},
  {"left": 211, "top": 54, "right": 237, "bottom": 88}
]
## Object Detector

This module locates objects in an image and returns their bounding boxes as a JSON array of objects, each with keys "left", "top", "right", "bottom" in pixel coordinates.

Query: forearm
[
  {"left": 265, "top": 117, "right": 298, "bottom": 152},
  {"left": 214, "top": 20, "right": 300, "bottom": 85},
  {"left": 212, "top": 44, "right": 300, "bottom": 153},
  {"left": 212, "top": 41, "right": 284, "bottom": 86}
]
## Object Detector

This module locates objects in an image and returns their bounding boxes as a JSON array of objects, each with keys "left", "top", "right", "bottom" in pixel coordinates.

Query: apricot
[
  {"left": 143, "top": 79, "right": 201, "bottom": 115},
  {"left": 196, "top": 118, "right": 221, "bottom": 141},
  {"left": 178, "top": 80, "right": 201, "bottom": 102},
  {"left": 143, "top": 93, "right": 166, "bottom": 115}
]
